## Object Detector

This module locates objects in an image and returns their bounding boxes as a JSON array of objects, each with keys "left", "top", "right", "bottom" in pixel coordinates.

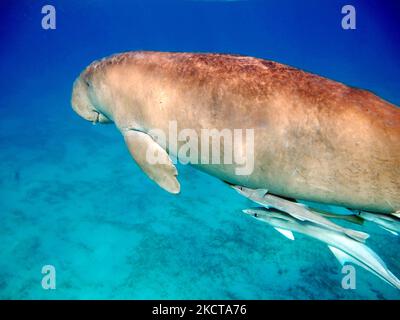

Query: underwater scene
[{"left": 0, "top": 0, "right": 399, "bottom": 299}]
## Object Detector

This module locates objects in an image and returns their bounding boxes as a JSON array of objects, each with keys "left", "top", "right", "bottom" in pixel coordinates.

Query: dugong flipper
[{"left": 123, "top": 130, "right": 180, "bottom": 194}]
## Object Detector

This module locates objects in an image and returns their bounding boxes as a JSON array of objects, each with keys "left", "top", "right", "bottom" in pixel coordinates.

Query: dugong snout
[{"left": 71, "top": 77, "right": 111, "bottom": 124}]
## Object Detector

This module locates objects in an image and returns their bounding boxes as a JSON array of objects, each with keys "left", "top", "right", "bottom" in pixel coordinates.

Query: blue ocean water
[{"left": 0, "top": 0, "right": 399, "bottom": 299}]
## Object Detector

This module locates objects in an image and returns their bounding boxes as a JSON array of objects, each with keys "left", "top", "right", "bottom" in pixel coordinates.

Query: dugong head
[{"left": 71, "top": 67, "right": 112, "bottom": 124}]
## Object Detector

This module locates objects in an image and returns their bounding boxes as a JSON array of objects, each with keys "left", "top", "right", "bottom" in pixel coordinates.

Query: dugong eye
[{"left": 85, "top": 80, "right": 90, "bottom": 87}]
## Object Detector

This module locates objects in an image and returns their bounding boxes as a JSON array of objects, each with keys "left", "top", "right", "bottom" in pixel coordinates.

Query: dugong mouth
[
  {"left": 92, "top": 111, "right": 111, "bottom": 124},
  {"left": 73, "top": 106, "right": 111, "bottom": 124},
  {"left": 71, "top": 77, "right": 111, "bottom": 124}
]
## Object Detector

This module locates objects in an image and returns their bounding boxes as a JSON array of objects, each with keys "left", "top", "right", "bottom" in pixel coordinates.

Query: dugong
[{"left": 71, "top": 51, "right": 400, "bottom": 214}]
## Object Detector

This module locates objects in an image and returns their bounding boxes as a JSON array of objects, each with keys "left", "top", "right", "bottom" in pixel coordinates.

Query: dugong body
[{"left": 71, "top": 51, "right": 400, "bottom": 214}]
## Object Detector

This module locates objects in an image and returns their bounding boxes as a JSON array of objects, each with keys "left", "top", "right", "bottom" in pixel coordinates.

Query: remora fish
[
  {"left": 356, "top": 210, "right": 400, "bottom": 236},
  {"left": 233, "top": 185, "right": 369, "bottom": 242},
  {"left": 243, "top": 207, "right": 400, "bottom": 290}
]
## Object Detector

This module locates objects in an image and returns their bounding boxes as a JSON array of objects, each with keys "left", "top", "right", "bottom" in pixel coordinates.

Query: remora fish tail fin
[
  {"left": 391, "top": 211, "right": 400, "bottom": 219},
  {"left": 379, "top": 226, "right": 399, "bottom": 236},
  {"left": 123, "top": 130, "right": 180, "bottom": 194},
  {"left": 344, "top": 229, "right": 370, "bottom": 243},
  {"left": 386, "top": 270, "right": 400, "bottom": 290},
  {"left": 274, "top": 227, "right": 295, "bottom": 240},
  {"left": 328, "top": 246, "right": 360, "bottom": 266},
  {"left": 329, "top": 245, "right": 400, "bottom": 290}
]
